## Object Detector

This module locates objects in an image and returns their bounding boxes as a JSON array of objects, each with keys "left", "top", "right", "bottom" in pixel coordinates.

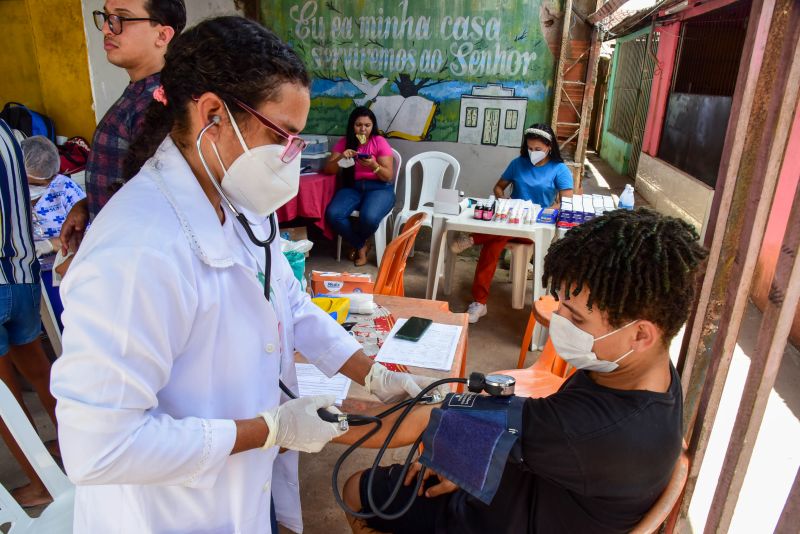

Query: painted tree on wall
[{"left": 262, "top": 0, "right": 564, "bottom": 145}]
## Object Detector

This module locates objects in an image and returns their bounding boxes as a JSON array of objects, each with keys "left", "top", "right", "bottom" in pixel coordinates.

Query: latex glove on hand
[
  {"left": 260, "top": 395, "right": 346, "bottom": 453},
  {"left": 34, "top": 239, "right": 54, "bottom": 257},
  {"left": 364, "top": 363, "right": 449, "bottom": 404}
]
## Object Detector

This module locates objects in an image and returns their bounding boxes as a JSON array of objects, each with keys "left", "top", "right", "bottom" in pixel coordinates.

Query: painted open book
[{"left": 370, "top": 95, "right": 436, "bottom": 141}]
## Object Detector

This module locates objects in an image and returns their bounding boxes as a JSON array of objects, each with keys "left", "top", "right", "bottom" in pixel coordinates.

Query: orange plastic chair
[
  {"left": 631, "top": 446, "right": 690, "bottom": 534},
  {"left": 518, "top": 295, "right": 573, "bottom": 375},
  {"left": 517, "top": 295, "right": 559, "bottom": 368},
  {"left": 373, "top": 212, "right": 426, "bottom": 297}
]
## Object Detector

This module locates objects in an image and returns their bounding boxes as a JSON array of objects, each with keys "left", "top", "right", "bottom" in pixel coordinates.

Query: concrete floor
[{"left": 1, "top": 153, "right": 796, "bottom": 533}]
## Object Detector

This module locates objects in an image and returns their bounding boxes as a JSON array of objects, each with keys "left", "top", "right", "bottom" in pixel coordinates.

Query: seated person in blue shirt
[
  {"left": 337, "top": 208, "right": 708, "bottom": 534},
  {"left": 21, "top": 135, "right": 86, "bottom": 330},
  {"left": 22, "top": 136, "right": 87, "bottom": 257},
  {"left": 450, "top": 123, "right": 573, "bottom": 323}
]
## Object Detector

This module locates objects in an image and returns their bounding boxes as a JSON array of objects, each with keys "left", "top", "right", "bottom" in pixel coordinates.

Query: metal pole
[
  {"left": 575, "top": 25, "right": 603, "bottom": 177},
  {"left": 703, "top": 0, "right": 800, "bottom": 530},
  {"left": 774, "top": 467, "right": 800, "bottom": 534},
  {"left": 676, "top": 0, "right": 784, "bottom": 527},
  {"left": 677, "top": 0, "right": 776, "bottom": 391},
  {"left": 552, "top": 0, "right": 575, "bottom": 137}
]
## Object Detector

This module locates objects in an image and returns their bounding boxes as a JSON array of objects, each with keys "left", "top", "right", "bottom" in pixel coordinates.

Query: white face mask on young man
[
  {"left": 549, "top": 313, "right": 638, "bottom": 372},
  {"left": 209, "top": 104, "right": 301, "bottom": 218},
  {"left": 529, "top": 149, "right": 548, "bottom": 166}
]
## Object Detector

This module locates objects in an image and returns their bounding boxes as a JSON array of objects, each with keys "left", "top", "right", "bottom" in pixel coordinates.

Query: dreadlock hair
[
  {"left": 519, "top": 123, "right": 563, "bottom": 163},
  {"left": 543, "top": 207, "right": 708, "bottom": 342},
  {"left": 340, "top": 106, "right": 380, "bottom": 186},
  {"left": 123, "top": 16, "right": 310, "bottom": 180}
]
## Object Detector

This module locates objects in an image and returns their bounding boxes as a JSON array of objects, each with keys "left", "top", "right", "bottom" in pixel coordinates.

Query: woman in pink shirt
[{"left": 324, "top": 107, "right": 395, "bottom": 266}]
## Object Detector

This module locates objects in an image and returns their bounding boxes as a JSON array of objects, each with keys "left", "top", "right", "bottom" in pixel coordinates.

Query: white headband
[{"left": 525, "top": 128, "right": 552, "bottom": 142}]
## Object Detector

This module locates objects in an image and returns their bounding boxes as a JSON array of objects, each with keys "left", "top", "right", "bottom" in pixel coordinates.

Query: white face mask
[
  {"left": 529, "top": 149, "right": 548, "bottom": 166},
  {"left": 549, "top": 313, "right": 638, "bottom": 373},
  {"left": 210, "top": 105, "right": 301, "bottom": 218},
  {"left": 28, "top": 184, "right": 49, "bottom": 200}
]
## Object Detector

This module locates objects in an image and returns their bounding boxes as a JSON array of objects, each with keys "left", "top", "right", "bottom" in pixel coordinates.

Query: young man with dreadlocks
[{"left": 339, "top": 208, "right": 708, "bottom": 534}]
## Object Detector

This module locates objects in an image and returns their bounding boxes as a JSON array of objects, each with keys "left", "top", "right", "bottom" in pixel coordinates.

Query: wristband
[{"left": 373, "top": 165, "right": 381, "bottom": 173}]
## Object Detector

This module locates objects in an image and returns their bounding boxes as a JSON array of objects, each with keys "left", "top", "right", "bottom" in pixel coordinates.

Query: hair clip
[{"left": 153, "top": 85, "right": 168, "bottom": 106}]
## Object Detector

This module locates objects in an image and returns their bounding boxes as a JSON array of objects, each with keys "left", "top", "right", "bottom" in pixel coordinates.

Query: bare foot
[{"left": 11, "top": 483, "right": 53, "bottom": 508}]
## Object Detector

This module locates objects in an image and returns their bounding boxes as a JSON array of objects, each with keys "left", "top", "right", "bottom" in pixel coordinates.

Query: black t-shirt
[{"left": 443, "top": 364, "right": 683, "bottom": 534}]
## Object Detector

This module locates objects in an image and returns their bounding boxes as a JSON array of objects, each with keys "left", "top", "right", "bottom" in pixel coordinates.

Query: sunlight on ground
[{"left": 687, "top": 343, "right": 800, "bottom": 532}]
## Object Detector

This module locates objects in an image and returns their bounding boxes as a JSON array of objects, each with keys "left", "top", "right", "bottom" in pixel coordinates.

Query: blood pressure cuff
[{"left": 418, "top": 392, "right": 524, "bottom": 505}]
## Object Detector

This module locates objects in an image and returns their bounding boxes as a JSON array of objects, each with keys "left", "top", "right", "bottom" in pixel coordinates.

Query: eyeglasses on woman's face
[{"left": 233, "top": 99, "right": 307, "bottom": 164}]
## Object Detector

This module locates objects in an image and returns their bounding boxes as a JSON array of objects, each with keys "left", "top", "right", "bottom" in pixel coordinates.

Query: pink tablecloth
[{"left": 277, "top": 172, "right": 337, "bottom": 239}]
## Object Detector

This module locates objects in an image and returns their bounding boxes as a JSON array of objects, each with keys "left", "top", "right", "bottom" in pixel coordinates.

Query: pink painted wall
[
  {"left": 751, "top": 103, "right": 800, "bottom": 345},
  {"left": 643, "top": 0, "right": 744, "bottom": 155},
  {"left": 642, "top": 21, "right": 681, "bottom": 156}
]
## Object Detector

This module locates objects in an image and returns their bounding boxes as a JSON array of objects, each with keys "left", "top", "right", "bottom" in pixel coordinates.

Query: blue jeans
[
  {"left": 326, "top": 180, "right": 395, "bottom": 249},
  {"left": 0, "top": 283, "right": 42, "bottom": 356}
]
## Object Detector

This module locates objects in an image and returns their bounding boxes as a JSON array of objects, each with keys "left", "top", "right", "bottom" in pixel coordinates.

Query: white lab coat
[{"left": 50, "top": 137, "right": 361, "bottom": 533}]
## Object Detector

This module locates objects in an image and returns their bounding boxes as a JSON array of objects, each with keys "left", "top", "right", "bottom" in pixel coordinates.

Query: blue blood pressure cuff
[{"left": 418, "top": 392, "right": 524, "bottom": 505}]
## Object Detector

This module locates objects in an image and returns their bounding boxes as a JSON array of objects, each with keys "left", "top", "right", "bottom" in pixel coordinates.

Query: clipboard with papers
[{"left": 375, "top": 318, "right": 463, "bottom": 371}]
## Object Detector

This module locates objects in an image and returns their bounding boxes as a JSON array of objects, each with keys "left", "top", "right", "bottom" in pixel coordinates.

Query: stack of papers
[
  {"left": 294, "top": 363, "right": 352, "bottom": 405},
  {"left": 376, "top": 319, "right": 462, "bottom": 371}
]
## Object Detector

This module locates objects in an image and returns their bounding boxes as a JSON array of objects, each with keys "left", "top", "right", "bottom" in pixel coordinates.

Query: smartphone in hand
[{"left": 357, "top": 153, "right": 371, "bottom": 159}]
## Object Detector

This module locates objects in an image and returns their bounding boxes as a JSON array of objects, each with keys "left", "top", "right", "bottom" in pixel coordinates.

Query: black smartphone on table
[{"left": 394, "top": 316, "right": 433, "bottom": 342}]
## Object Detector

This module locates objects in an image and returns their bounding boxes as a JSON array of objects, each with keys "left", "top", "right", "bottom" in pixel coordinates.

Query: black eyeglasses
[{"left": 93, "top": 11, "right": 161, "bottom": 35}]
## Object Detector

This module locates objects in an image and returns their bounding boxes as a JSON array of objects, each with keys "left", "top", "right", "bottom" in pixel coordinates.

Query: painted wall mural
[{"left": 262, "top": 0, "right": 563, "bottom": 146}]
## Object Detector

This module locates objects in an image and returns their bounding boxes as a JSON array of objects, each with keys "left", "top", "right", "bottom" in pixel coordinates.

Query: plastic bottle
[{"left": 618, "top": 184, "right": 635, "bottom": 210}]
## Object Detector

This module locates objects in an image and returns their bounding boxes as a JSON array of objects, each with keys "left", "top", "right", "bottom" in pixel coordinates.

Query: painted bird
[{"left": 349, "top": 74, "right": 389, "bottom": 106}]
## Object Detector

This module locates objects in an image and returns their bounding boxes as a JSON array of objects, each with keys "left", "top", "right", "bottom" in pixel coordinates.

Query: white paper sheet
[
  {"left": 294, "top": 363, "right": 352, "bottom": 405},
  {"left": 375, "top": 319, "right": 462, "bottom": 371}
]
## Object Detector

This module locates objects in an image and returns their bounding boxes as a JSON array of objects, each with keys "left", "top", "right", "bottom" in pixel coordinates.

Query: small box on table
[{"left": 310, "top": 271, "right": 373, "bottom": 296}]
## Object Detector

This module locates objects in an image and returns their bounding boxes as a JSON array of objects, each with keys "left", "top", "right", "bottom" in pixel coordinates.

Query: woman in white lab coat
[{"left": 50, "top": 17, "right": 438, "bottom": 534}]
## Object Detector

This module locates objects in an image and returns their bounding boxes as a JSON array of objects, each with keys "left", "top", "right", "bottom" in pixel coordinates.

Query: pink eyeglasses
[{"left": 234, "top": 98, "right": 307, "bottom": 163}]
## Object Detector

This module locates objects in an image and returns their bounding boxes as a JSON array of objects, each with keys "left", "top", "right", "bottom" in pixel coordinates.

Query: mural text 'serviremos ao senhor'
[{"left": 263, "top": 0, "right": 563, "bottom": 147}]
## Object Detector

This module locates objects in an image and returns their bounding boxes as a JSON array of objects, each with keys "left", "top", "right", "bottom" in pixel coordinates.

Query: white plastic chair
[
  {"left": 40, "top": 279, "right": 62, "bottom": 356},
  {"left": 0, "top": 381, "right": 74, "bottom": 532},
  {"left": 336, "top": 147, "right": 402, "bottom": 265},
  {"left": 391, "top": 151, "right": 460, "bottom": 250}
]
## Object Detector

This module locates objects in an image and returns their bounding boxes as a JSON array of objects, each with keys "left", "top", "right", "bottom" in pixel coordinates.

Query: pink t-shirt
[{"left": 332, "top": 135, "right": 393, "bottom": 181}]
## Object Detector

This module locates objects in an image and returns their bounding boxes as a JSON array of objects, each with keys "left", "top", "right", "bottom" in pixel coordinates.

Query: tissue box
[
  {"left": 434, "top": 188, "right": 460, "bottom": 215},
  {"left": 311, "top": 271, "right": 373, "bottom": 296}
]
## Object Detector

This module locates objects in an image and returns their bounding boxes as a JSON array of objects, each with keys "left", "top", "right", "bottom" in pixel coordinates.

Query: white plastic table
[{"left": 425, "top": 204, "right": 557, "bottom": 348}]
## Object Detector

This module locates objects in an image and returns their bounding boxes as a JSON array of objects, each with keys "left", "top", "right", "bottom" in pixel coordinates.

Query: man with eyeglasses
[{"left": 58, "top": 0, "right": 186, "bottom": 258}]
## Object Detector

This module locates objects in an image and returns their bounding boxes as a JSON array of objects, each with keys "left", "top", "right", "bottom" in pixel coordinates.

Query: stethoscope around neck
[
  {"left": 195, "top": 117, "right": 521, "bottom": 522},
  {"left": 196, "top": 117, "right": 302, "bottom": 401},
  {"left": 195, "top": 117, "right": 277, "bottom": 303}
]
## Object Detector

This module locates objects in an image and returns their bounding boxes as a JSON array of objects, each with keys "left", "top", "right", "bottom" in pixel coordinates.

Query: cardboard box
[
  {"left": 311, "top": 271, "right": 373, "bottom": 296},
  {"left": 280, "top": 226, "right": 308, "bottom": 243}
]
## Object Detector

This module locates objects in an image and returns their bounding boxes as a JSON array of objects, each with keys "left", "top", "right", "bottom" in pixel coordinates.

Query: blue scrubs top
[{"left": 501, "top": 157, "right": 573, "bottom": 207}]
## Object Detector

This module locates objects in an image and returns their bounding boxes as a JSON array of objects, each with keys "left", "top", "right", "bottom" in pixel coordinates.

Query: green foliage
[{"left": 305, "top": 96, "right": 352, "bottom": 135}]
